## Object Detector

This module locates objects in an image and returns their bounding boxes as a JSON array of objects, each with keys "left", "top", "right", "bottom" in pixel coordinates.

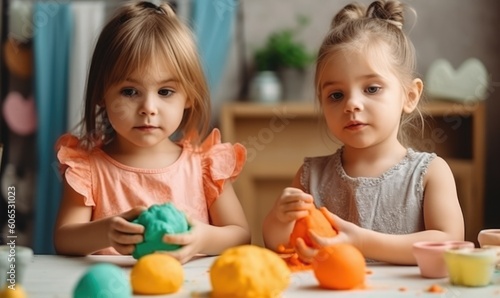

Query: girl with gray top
[{"left": 263, "top": 0, "right": 464, "bottom": 265}]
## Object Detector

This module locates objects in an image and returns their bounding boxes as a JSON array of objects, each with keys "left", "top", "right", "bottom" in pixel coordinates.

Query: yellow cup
[{"left": 444, "top": 247, "right": 497, "bottom": 287}]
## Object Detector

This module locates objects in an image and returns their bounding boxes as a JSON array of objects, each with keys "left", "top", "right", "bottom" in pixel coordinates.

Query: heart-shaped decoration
[
  {"left": 425, "top": 58, "right": 489, "bottom": 102},
  {"left": 2, "top": 92, "right": 37, "bottom": 135}
]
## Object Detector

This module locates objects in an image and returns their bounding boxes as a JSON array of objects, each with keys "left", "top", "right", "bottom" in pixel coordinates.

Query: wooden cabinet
[{"left": 220, "top": 101, "right": 486, "bottom": 245}]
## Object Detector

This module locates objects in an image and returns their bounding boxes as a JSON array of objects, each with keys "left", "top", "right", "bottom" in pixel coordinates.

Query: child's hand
[
  {"left": 161, "top": 217, "right": 205, "bottom": 264},
  {"left": 273, "top": 187, "right": 314, "bottom": 224},
  {"left": 314, "top": 208, "right": 361, "bottom": 247},
  {"left": 295, "top": 208, "right": 361, "bottom": 263},
  {"left": 108, "top": 206, "right": 146, "bottom": 255}
]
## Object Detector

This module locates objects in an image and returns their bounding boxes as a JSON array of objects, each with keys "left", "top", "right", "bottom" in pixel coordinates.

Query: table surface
[{"left": 17, "top": 255, "right": 500, "bottom": 298}]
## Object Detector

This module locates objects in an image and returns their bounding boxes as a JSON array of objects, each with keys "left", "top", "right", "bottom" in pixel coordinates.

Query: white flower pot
[{"left": 249, "top": 71, "right": 282, "bottom": 103}]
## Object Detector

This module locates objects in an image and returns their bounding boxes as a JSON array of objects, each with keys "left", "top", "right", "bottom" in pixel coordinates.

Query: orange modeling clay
[
  {"left": 427, "top": 284, "right": 445, "bottom": 293},
  {"left": 289, "top": 207, "right": 338, "bottom": 247},
  {"left": 312, "top": 244, "right": 366, "bottom": 290},
  {"left": 279, "top": 206, "right": 338, "bottom": 271}
]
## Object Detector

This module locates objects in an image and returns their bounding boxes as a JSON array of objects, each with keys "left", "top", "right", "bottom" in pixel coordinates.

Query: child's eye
[
  {"left": 158, "top": 89, "right": 173, "bottom": 97},
  {"left": 329, "top": 92, "right": 344, "bottom": 101},
  {"left": 120, "top": 88, "right": 138, "bottom": 97},
  {"left": 366, "top": 86, "right": 381, "bottom": 94}
]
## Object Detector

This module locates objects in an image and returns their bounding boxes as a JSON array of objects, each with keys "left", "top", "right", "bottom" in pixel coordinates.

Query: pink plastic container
[{"left": 412, "top": 241, "right": 475, "bottom": 278}]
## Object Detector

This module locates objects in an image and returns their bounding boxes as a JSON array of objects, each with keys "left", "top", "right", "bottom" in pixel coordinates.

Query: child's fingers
[
  {"left": 308, "top": 230, "right": 340, "bottom": 247},
  {"left": 282, "top": 188, "right": 314, "bottom": 202},
  {"left": 163, "top": 232, "right": 193, "bottom": 246},
  {"left": 282, "top": 187, "right": 305, "bottom": 196},
  {"left": 120, "top": 206, "right": 147, "bottom": 221},
  {"left": 109, "top": 229, "right": 143, "bottom": 244},
  {"left": 158, "top": 247, "right": 193, "bottom": 264},
  {"left": 112, "top": 243, "right": 136, "bottom": 255},
  {"left": 282, "top": 209, "right": 310, "bottom": 222},
  {"left": 295, "top": 238, "right": 317, "bottom": 264},
  {"left": 281, "top": 196, "right": 314, "bottom": 212},
  {"left": 111, "top": 217, "right": 144, "bottom": 234}
]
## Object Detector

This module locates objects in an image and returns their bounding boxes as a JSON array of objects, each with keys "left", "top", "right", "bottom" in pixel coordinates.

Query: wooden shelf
[
  {"left": 221, "top": 100, "right": 486, "bottom": 245},
  {"left": 422, "top": 100, "right": 483, "bottom": 116}
]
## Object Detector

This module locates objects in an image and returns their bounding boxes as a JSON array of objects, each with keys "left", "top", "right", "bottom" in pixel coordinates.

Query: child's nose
[
  {"left": 343, "top": 93, "right": 363, "bottom": 113},
  {"left": 139, "top": 96, "right": 158, "bottom": 116}
]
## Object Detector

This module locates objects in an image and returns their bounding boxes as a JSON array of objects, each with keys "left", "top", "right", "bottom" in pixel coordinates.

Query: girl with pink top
[{"left": 54, "top": 1, "right": 249, "bottom": 263}]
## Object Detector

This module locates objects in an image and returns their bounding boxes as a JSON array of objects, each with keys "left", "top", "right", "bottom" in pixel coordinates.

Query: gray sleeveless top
[{"left": 301, "top": 148, "right": 436, "bottom": 235}]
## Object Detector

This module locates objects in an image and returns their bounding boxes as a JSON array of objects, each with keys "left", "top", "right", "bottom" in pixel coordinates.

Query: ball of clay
[
  {"left": 312, "top": 244, "right": 366, "bottom": 290},
  {"left": 0, "top": 285, "right": 27, "bottom": 298},
  {"left": 73, "top": 263, "right": 131, "bottom": 298},
  {"left": 289, "top": 207, "right": 337, "bottom": 248},
  {"left": 210, "top": 245, "right": 290, "bottom": 298},
  {"left": 132, "top": 203, "right": 190, "bottom": 259},
  {"left": 130, "top": 253, "right": 184, "bottom": 295}
]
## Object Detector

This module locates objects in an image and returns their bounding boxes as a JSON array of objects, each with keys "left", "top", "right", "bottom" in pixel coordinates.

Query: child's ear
[{"left": 403, "top": 78, "right": 423, "bottom": 114}]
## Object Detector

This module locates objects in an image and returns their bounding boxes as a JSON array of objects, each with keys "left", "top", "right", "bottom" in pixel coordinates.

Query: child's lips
[
  {"left": 345, "top": 121, "right": 366, "bottom": 130},
  {"left": 135, "top": 125, "right": 159, "bottom": 131}
]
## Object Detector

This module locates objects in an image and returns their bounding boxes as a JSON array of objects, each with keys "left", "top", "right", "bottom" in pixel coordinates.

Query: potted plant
[{"left": 251, "top": 16, "right": 314, "bottom": 102}]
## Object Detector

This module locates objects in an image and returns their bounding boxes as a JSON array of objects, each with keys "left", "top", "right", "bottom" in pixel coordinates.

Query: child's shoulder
[
  {"left": 55, "top": 133, "right": 89, "bottom": 158},
  {"left": 56, "top": 133, "right": 104, "bottom": 167},
  {"left": 406, "top": 148, "right": 437, "bottom": 165},
  {"left": 182, "top": 128, "right": 246, "bottom": 173},
  {"left": 55, "top": 133, "right": 96, "bottom": 180},
  {"left": 185, "top": 128, "right": 245, "bottom": 157},
  {"left": 56, "top": 133, "right": 80, "bottom": 149}
]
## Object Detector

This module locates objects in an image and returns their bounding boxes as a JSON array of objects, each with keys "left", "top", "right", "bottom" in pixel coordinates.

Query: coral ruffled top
[{"left": 56, "top": 129, "right": 246, "bottom": 254}]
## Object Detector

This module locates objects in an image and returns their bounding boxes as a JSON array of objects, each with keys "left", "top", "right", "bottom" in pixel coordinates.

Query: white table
[{"left": 20, "top": 255, "right": 500, "bottom": 297}]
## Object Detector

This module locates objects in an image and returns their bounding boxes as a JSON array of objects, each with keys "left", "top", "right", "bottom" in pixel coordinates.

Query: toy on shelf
[{"left": 426, "top": 58, "right": 489, "bottom": 102}]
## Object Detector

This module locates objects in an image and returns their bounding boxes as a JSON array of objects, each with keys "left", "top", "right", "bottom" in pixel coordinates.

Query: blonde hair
[
  {"left": 315, "top": 0, "right": 424, "bottom": 147},
  {"left": 81, "top": 1, "right": 210, "bottom": 148}
]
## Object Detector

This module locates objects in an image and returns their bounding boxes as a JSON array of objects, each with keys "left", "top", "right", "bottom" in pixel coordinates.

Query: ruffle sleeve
[
  {"left": 200, "top": 129, "right": 246, "bottom": 207},
  {"left": 55, "top": 134, "right": 95, "bottom": 207}
]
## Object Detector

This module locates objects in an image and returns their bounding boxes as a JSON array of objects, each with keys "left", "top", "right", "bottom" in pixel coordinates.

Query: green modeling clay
[
  {"left": 132, "top": 203, "right": 190, "bottom": 259},
  {"left": 73, "top": 263, "right": 131, "bottom": 298}
]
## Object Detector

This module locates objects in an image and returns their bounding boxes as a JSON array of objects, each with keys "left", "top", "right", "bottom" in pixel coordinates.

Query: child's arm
[
  {"left": 262, "top": 166, "right": 314, "bottom": 251},
  {"left": 162, "top": 181, "right": 250, "bottom": 263},
  {"left": 301, "top": 157, "right": 464, "bottom": 265},
  {"left": 54, "top": 179, "right": 145, "bottom": 255}
]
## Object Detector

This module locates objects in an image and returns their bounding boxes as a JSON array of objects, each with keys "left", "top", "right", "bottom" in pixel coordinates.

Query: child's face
[
  {"left": 103, "top": 62, "right": 188, "bottom": 151},
  {"left": 318, "top": 47, "right": 407, "bottom": 150}
]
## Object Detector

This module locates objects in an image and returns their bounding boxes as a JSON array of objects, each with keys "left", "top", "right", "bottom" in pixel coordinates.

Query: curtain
[
  {"left": 33, "top": 2, "right": 72, "bottom": 254},
  {"left": 67, "top": 1, "right": 105, "bottom": 131},
  {"left": 191, "top": 0, "right": 238, "bottom": 96}
]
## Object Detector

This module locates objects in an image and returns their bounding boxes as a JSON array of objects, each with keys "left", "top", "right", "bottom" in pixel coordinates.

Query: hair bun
[
  {"left": 366, "top": 0, "right": 404, "bottom": 29},
  {"left": 331, "top": 3, "right": 365, "bottom": 28}
]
